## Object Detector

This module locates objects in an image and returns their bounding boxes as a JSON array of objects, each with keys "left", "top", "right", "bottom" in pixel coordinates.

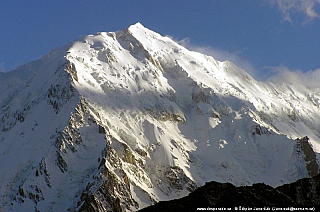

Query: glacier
[{"left": 0, "top": 22, "right": 319, "bottom": 211}]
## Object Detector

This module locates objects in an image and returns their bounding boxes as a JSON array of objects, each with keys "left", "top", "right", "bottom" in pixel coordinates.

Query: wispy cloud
[
  {"left": 176, "top": 38, "right": 259, "bottom": 79},
  {"left": 0, "top": 62, "right": 5, "bottom": 73},
  {"left": 269, "top": 0, "right": 320, "bottom": 23},
  {"left": 266, "top": 66, "right": 320, "bottom": 88},
  {"left": 174, "top": 37, "right": 320, "bottom": 89}
]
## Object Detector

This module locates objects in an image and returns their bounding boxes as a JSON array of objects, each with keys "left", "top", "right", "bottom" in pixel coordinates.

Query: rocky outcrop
[
  {"left": 140, "top": 174, "right": 320, "bottom": 211},
  {"left": 277, "top": 174, "right": 320, "bottom": 205},
  {"left": 76, "top": 161, "right": 138, "bottom": 212},
  {"left": 296, "top": 136, "right": 319, "bottom": 177}
]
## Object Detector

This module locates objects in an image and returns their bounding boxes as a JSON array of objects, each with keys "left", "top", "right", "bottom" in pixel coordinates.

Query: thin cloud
[
  {"left": 174, "top": 37, "right": 320, "bottom": 89},
  {"left": 176, "top": 38, "right": 259, "bottom": 80},
  {"left": 269, "top": 0, "right": 320, "bottom": 23},
  {"left": 0, "top": 62, "right": 5, "bottom": 73},
  {"left": 266, "top": 66, "right": 320, "bottom": 88}
]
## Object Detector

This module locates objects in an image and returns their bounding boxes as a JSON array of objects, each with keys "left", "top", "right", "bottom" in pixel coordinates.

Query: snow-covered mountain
[{"left": 0, "top": 23, "right": 319, "bottom": 211}]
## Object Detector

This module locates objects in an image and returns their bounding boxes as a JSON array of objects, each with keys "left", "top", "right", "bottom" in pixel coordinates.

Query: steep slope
[{"left": 0, "top": 23, "right": 319, "bottom": 211}]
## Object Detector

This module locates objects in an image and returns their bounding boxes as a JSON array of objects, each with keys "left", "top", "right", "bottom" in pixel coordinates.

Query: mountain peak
[
  {"left": 1, "top": 24, "right": 319, "bottom": 211},
  {"left": 129, "top": 22, "right": 145, "bottom": 29}
]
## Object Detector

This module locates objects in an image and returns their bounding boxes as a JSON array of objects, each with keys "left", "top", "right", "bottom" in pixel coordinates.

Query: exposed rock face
[
  {"left": 140, "top": 174, "right": 320, "bottom": 211},
  {"left": 296, "top": 136, "right": 319, "bottom": 177},
  {"left": 76, "top": 150, "right": 139, "bottom": 212}
]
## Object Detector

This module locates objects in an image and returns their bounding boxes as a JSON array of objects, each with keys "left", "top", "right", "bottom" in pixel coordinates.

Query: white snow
[{"left": 0, "top": 22, "right": 319, "bottom": 211}]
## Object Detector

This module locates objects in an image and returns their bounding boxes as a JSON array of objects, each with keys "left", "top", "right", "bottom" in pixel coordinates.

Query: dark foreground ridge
[{"left": 140, "top": 174, "right": 320, "bottom": 211}]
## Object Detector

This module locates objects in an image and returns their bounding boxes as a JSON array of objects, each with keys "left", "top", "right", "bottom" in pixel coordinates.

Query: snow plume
[
  {"left": 176, "top": 37, "right": 259, "bottom": 80},
  {"left": 267, "top": 66, "right": 320, "bottom": 88},
  {"left": 269, "top": 0, "right": 320, "bottom": 22}
]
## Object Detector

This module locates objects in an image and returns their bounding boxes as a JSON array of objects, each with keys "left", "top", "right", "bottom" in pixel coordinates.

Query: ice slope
[{"left": 0, "top": 23, "right": 319, "bottom": 211}]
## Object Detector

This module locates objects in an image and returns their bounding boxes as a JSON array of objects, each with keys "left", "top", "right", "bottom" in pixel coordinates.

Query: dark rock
[
  {"left": 140, "top": 174, "right": 320, "bottom": 212},
  {"left": 277, "top": 174, "right": 320, "bottom": 205},
  {"left": 296, "top": 136, "right": 319, "bottom": 177},
  {"left": 98, "top": 125, "right": 106, "bottom": 134}
]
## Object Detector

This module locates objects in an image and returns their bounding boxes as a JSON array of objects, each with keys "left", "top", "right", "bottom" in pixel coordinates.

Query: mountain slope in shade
[
  {"left": 139, "top": 174, "right": 320, "bottom": 212},
  {"left": 0, "top": 23, "right": 319, "bottom": 211}
]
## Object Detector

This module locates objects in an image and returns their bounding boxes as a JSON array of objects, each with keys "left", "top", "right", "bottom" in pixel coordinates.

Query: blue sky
[{"left": 0, "top": 0, "right": 319, "bottom": 84}]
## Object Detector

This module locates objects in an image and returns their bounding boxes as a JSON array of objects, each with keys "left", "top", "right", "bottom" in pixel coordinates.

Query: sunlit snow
[{"left": 0, "top": 23, "right": 319, "bottom": 211}]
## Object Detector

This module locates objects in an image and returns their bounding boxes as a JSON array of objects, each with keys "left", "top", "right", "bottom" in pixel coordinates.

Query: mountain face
[
  {"left": 0, "top": 23, "right": 319, "bottom": 211},
  {"left": 140, "top": 174, "right": 320, "bottom": 212}
]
